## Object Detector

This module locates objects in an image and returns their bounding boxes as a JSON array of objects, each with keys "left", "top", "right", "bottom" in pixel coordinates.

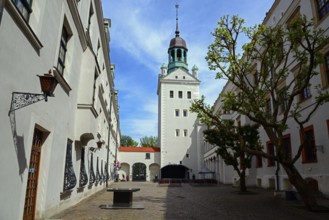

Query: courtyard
[{"left": 51, "top": 181, "right": 329, "bottom": 220}]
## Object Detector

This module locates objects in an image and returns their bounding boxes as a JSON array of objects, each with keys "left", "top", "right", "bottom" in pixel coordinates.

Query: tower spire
[{"left": 175, "top": 4, "right": 179, "bottom": 37}]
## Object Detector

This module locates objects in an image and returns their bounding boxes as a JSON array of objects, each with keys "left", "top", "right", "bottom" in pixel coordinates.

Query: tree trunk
[
  {"left": 282, "top": 163, "right": 319, "bottom": 210},
  {"left": 240, "top": 171, "right": 247, "bottom": 192}
]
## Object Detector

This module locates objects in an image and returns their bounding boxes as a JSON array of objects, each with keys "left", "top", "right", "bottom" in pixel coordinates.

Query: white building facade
[
  {"left": 117, "top": 147, "right": 161, "bottom": 182},
  {"left": 157, "top": 8, "right": 202, "bottom": 179},
  {"left": 0, "top": 0, "right": 120, "bottom": 219},
  {"left": 203, "top": 0, "right": 329, "bottom": 195}
]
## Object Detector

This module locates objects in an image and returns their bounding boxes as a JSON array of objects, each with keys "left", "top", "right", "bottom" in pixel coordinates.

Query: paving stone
[{"left": 50, "top": 182, "right": 329, "bottom": 220}]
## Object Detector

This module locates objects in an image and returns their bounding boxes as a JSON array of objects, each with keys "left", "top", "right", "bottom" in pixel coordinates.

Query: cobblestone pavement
[{"left": 50, "top": 181, "right": 329, "bottom": 220}]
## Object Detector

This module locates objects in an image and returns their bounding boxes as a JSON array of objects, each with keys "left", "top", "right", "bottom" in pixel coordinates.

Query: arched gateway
[
  {"left": 161, "top": 164, "right": 189, "bottom": 179},
  {"left": 132, "top": 163, "right": 146, "bottom": 181}
]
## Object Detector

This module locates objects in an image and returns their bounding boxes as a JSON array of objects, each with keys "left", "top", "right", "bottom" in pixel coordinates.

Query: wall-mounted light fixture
[
  {"left": 97, "top": 140, "right": 103, "bottom": 149},
  {"left": 8, "top": 70, "right": 58, "bottom": 115},
  {"left": 89, "top": 147, "right": 97, "bottom": 152}
]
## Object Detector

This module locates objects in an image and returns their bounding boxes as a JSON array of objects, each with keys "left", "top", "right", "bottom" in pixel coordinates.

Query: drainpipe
[{"left": 114, "top": 121, "right": 119, "bottom": 181}]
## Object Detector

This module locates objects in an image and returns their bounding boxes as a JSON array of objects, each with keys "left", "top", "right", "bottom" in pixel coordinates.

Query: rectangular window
[
  {"left": 183, "top": 109, "right": 188, "bottom": 117},
  {"left": 267, "top": 142, "right": 275, "bottom": 167},
  {"left": 186, "top": 153, "right": 189, "bottom": 158},
  {"left": 301, "top": 126, "right": 317, "bottom": 163},
  {"left": 293, "top": 63, "right": 312, "bottom": 102},
  {"left": 175, "top": 109, "right": 179, "bottom": 117},
  {"left": 184, "top": 129, "right": 188, "bottom": 137},
  {"left": 146, "top": 153, "right": 150, "bottom": 159},
  {"left": 175, "top": 129, "right": 180, "bottom": 137},
  {"left": 187, "top": 91, "right": 191, "bottom": 99},
  {"left": 317, "top": 0, "right": 329, "bottom": 19},
  {"left": 256, "top": 155, "right": 263, "bottom": 168},
  {"left": 170, "top": 90, "right": 174, "bottom": 98},
  {"left": 13, "top": 0, "right": 32, "bottom": 21},
  {"left": 178, "top": 91, "right": 183, "bottom": 99},
  {"left": 283, "top": 135, "right": 292, "bottom": 160},
  {"left": 57, "top": 27, "right": 69, "bottom": 75},
  {"left": 299, "top": 86, "right": 311, "bottom": 101}
]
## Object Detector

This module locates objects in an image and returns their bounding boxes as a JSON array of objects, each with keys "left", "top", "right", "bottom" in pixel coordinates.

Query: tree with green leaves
[
  {"left": 193, "top": 15, "right": 329, "bottom": 210},
  {"left": 120, "top": 135, "right": 138, "bottom": 147},
  {"left": 140, "top": 136, "right": 158, "bottom": 147},
  {"left": 190, "top": 102, "right": 260, "bottom": 192}
]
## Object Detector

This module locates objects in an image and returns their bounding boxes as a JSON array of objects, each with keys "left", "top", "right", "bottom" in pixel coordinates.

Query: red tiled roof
[{"left": 119, "top": 146, "right": 160, "bottom": 152}]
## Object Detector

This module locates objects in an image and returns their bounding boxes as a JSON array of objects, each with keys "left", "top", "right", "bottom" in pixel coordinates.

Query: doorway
[
  {"left": 132, "top": 163, "right": 146, "bottom": 181},
  {"left": 23, "top": 128, "right": 43, "bottom": 220}
]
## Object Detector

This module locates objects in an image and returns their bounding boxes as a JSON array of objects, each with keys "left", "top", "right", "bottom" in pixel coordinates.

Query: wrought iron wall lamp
[
  {"left": 8, "top": 70, "right": 58, "bottom": 115},
  {"left": 89, "top": 147, "right": 97, "bottom": 152},
  {"left": 97, "top": 140, "right": 103, "bottom": 149}
]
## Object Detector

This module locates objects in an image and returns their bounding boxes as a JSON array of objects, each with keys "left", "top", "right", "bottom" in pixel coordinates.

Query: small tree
[
  {"left": 140, "top": 136, "right": 158, "bottom": 147},
  {"left": 198, "top": 15, "right": 328, "bottom": 210},
  {"left": 191, "top": 98, "right": 260, "bottom": 192},
  {"left": 120, "top": 135, "right": 138, "bottom": 147}
]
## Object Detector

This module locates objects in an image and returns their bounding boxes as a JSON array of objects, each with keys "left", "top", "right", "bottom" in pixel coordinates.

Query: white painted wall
[
  {"left": 158, "top": 67, "right": 201, "bottom": 178},
  {"left": 0, "top": 0, "right": 119, "bottom": 219},
  {"left": 117, "top": 150, "right": 160, "bottom": 181},
  {"left": 205, "top": 0, "right": 329, "bottom": 195}
]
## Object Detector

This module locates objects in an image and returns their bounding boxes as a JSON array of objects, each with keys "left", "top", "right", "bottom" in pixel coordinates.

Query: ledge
[
  {"left": 77, "top": 186, "right": 85, "bottom": 193},
  {"left": 77, "top": 103, "right": 98, "bottom": 118},
  {"left": 60, "top": 189, "right": 73, "bottom": 200},
  {"left": 53, "top": 67, "right": 72, "bottom": 95}
]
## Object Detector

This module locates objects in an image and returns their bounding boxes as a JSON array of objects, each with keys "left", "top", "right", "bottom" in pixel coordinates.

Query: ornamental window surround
[
  {"left": 301, "top": 125, "right": 317, "bottom": 163},
  {"left": 63, "top": 139, "right": 77, "bottom": 191},
  {"left": 79, "top": 148, "right": 88, "bottom": 187}
]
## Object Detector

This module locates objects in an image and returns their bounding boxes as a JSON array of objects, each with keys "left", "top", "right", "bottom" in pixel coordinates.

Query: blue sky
[{"left": 102, "top": 0, "right": 274, "bottom": 143}]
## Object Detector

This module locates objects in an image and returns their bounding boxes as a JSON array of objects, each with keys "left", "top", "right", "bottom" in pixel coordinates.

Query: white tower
[{"left": 157, "top": 4, "right": 200, "bottom": 179}]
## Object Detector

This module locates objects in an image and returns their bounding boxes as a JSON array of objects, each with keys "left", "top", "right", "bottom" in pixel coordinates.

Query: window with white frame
[
  {"left": 183, "top": 109, "right": 188, "bottom": 117},
  {"left": 170, "top": 90, "right": 174, "bottom": 98},
  {"left": 175, "top": 129, "right": 180, "bottom": 137},
  {"left": 187, "top": 91, "right": 191, "bottom": 99},
  {"left": 178, "top": 91, "right": 183, "bottom": 99},
  {"left": 175, "top": 109, "right": 180, "bottom": 117}
]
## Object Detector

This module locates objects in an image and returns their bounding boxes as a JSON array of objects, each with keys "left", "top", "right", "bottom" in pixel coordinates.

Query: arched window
[
  {"left": 171, "top": 50, "right": 175, "bottom": 62},
  {"left": 177, "top": 49, "right": 182, "bottom": 61}
]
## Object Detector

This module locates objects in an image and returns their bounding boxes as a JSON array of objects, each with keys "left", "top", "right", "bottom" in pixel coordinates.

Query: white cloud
[{"left": 103, "top": 0, "right": 275, "bottom": 140}]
